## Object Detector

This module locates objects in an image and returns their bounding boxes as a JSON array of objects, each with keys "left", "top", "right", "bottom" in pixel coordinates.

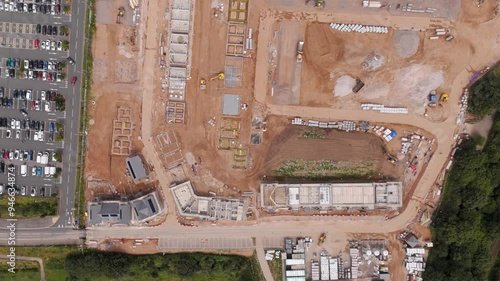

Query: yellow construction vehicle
[
  {"left": 440, "top": 93, "right": 449, "bottom": 102},
  {"left": 200, "top": 78, "right": 207, "bottom": 90},
  {"left": 116, "top": 7, "right": 125, "bottom": 24},
  {"left": 318, "top": 233, "right": 326, "bottom": 246},
  {"left": 315, "top": 0, "right": 325, "bottom": 8},
  {"left": 209, "top": 72, "right": 225, "bottom": 81}
]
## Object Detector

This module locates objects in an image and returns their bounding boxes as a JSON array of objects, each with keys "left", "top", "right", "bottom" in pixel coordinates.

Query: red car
[
  {"left": 71, "top": 76, "right": 77, "bottom": 85},
  {"left": 34, "top": 39, "right": 40, "bottom": 49},
  {"left": 47, "top": 73, "right": 52, "bottom": 81}
]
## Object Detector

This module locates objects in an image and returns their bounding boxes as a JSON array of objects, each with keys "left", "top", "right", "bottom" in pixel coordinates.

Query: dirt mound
[{"left": 304, "top": 23, "right": 344, "bottom": 71}]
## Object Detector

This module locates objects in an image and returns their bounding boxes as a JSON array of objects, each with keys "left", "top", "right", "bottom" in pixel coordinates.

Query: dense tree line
[
  {"left": 63, "top": 250, "right": 261, "bottom": 281},
  {"left": 468, "top": 63, "right": 500, "bottom": 118},
  {"left": 424, "top": 113, "right": 500, "bottom": 281}
]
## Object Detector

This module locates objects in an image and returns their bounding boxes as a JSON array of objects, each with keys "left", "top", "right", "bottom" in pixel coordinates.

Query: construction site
[
  {"left": 83, "top": 0, "right": 500, "bottom": 278},
  {"left": 85, "top": 0, "right": 499, "bottom": 217}
]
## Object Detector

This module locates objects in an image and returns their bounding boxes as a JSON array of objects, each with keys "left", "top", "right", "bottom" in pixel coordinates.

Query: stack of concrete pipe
[{"left": 329, "top": 23, "right": 389, "bottom": 34}]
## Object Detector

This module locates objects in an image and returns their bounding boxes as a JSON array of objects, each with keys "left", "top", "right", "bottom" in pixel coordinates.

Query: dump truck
[
  {"left": 318, "top": 233, "right": 326, "bottom": 246},
  {"left": 296, "top": 41, "right": 304, "bottom": 63},
  {"left": 352, "top": 79, "right": 365, "bottom": 93}
]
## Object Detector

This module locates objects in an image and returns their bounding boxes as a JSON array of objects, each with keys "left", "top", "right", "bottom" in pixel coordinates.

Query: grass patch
[
  {"left": 301, "top": 130, "right": 326, "bottom": 139},
  {"left": 0, "top": 246, "right": 79, "bottom": 281},
  {"left": 0, "top": 260, "right": 39, "bottom": 280},
  {"left": 75, "top": 0, "right": 96, "bottom": 228},
  {"left": 272, "top": 159, "right": 375, "bottom": 178},
  {"left": 267, "top": 257, "right": 283, "bottom": 281},
  {"left": 0, "top": 196, "right": 57, "bottom": 219}
]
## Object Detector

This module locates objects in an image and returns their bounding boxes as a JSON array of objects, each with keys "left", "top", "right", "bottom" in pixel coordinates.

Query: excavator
[
  {"left": 116, "top": 7, "right": 125, "bottom": 24},
  {"left": 200, "top": 72, "right": 225, "bottom": 90},
  {"left": 317, "top": 233, "right": 326, "bottom": 246}
]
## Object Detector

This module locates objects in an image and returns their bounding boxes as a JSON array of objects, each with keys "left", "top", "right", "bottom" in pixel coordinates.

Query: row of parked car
[
  {"left": 36, "top": 24, "right": 66, "bottom": 36},
  {"left": 0, "top": 0, "right": 61, "bottom": 15},
  {"left": 2, "top": 150, "right": 54, "bottom": 163},
  {"left": 18, "top": 59, "right": 65, "bottom": 72},
  {"left": 38, "top": 39, "right": 64, "bottom": 51},
  {"left": 0, "top": 184, "right": 48, "bottom": 197},
  {"left": 0, "top": 118, "right": 53, "bottom": 131},
  {"left": 9, "top": 89, "right": 56, "bottom": 102}
]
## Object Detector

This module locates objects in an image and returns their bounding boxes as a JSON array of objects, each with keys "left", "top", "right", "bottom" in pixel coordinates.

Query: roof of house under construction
[{"left": 260, "top": 182, "right": 403, "bottom": 210}]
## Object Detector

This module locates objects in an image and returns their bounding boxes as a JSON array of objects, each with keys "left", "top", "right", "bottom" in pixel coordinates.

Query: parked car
[
  {"left": 30, "top": 187, "right": 36, "bottom": 197},
  {"left": 71, "top": 76, "right": 77, "bottom": 85}
]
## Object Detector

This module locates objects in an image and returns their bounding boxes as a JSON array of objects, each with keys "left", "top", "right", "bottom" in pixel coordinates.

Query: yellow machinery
[
  {"left": 440, "top": 93, "right": 449, "bottom": 102},
  {"left": 315, "top": 0, "right": 324, "bottom": 8},
  {"left": 317, "top": 233, "right": 326, "bottom": 246},
  {"left": 200, "top": 78, "right": 207, "bottom": 90},
  {"left": 116, "top": 7, "right": 125, "bottom": 24},
  {"left": 209, "top": 72, "right": 225, "bottom": 81}
]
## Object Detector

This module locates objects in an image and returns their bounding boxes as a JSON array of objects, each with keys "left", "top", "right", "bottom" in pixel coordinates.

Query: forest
[
  {"left": 468, "top": 63, "right": 500, "bottom": 118},
  {"left": 60, "top": 250, "right": 262, "bottom": 281},
  {"left": 423, "top": 113, "right": 500, "bottom": 278}
]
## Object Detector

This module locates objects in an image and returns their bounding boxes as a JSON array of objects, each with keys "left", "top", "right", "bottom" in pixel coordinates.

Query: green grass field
[
  {"left": 0, "top": 196, "right": 57, "bottom": 219},
  {"left": 0, "top": 260, "right": 40, "bottom": 281}
]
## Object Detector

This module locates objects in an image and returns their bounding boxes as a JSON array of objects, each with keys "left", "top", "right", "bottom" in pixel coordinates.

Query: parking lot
[{"left": 0, "top": 0, "right": 71, "bottom": 203}]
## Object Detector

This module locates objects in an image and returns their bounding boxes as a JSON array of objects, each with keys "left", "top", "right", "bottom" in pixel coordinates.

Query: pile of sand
[
  {"left": 334, "top": 75, "right": 356, "bottom": 97},
  {"left": 393, "top": 31, "right": 419, "bottom": 58},
  {"left": 394, "top": 64, "right": 444, "bottom": 102}
]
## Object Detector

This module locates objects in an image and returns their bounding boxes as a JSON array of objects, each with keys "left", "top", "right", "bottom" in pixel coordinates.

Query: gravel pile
[
  {"left": 334, "top": 75, "right": 356, "bottom": 97},
  {"left": 393, "top": 31, "right": 419, "bottom": 58}
]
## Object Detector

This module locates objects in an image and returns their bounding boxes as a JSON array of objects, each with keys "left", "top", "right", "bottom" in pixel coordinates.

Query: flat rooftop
[
  {"left": 261, "top": 182, "right": 403, "bottom": 210},
  {"left": 170, "top": 181, "right": 248, "bottom": 221},
  {"left": 222, "top": 94, "right": 241, "bottom": 116}
]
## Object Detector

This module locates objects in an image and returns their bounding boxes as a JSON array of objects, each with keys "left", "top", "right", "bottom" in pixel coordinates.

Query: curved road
[{"left": 0, "top": 255, "right": 46, "bottom": 281}]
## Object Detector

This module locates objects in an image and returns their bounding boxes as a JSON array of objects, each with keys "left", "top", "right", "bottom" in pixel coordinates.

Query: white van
[
  {"left": 20, "top": 164, "right": 27, "bottom": 177},
  {"left": 44, "top": 166, "right": 50, "bottom": 177}
]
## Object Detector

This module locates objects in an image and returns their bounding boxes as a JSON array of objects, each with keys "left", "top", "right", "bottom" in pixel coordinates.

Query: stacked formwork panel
[{"left": 165, "top": 0, "right": 194, "bottom": 103}]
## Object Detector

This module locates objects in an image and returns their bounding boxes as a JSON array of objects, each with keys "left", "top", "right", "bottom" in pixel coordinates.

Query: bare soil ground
[
  {"left": 263, "top": 125, "right": 401, "bottom": 179},
  {"left": 84, "top": 0, "right": 146, "bottom": 199}
]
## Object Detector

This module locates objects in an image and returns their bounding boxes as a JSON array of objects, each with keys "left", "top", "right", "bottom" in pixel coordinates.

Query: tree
[
  {"left": 53, "top": 152, "right": 62, "bottom": 162},
  {"left": 53, "top": 167, "right": 62, "bottom": 178},
  {"left": 62, "top": 40, "right": 69, "bottom": 51},
  {"left": 63, "top": 5, "right": 70, "bottom": 14}
]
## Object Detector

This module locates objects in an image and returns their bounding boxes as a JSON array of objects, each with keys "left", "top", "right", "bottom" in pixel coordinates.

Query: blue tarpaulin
[{"left": 390, "top": 131, "right": 397, "bottom": 138}]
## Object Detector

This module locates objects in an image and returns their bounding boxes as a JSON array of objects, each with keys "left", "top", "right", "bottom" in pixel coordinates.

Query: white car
[
  {"left": 35, "top": 100, "right": 40, "bottom": 111},
  {"left": 38, "top": 131, "right": 44, "bottom": 141},
  {"left": 15, "top": 120, "right": 20, "bottom": 129},
  {"left": 14, "top": 150, "right": 19, "bottom": 160},
  {"left": 51, "top": 41, "right": 56, "bottom": 51},
  {"left": 21, "top": 186, "right": 26, "bottom": 196},
  {"left": 32, "top": 167, "right": 36, "bottom": 176},
  {"left": 32, "top": 4, "right": 36, "bottom": 13},
  {"left": 48, "top": 62, "right": 53, "bottom": 70},
  {"left": 23, "top": 4, "right": 27, "bottom": 12},
  {"left": 28, "top": 70, "right": 33, "bottom": 79},
  {"left": 15, "top": 130, "right": 20, "bottom": 139},
  {"left": 31, "top": 187, "right": 36, "bottom": 197},
  {"left": 10, "top": 119, "right": 15, "bottom": 129},
  {"left": 44, "top": 103, "right": 50, "bottom": 112},
  {"left": 41, "top": 90, "right": 46, "bottom": 101},
  {"left": 45, "top": 40, "right": 50, "bottom": 50},
  {"left": 26, "top": 89, "right": 32, "bottom": 100},
  {"left": 57, "top": 41, "right": 62, "bottom": 51},
  {"left": 6, "top": 129, "right": 11, "bottom": 139},
  {"left": 23, "top": 71, "right": 28, "bottom": 79},
  {"left": 42, "top": 71, "right": 47, "bottom": 81},
  {"left": 41, "top": 41, "right": 46, "bottom": 50},
  {"left": 24, "top": 59, "right": 29, "bottom": 69},
  {"left": 56, "top": 73, "right": 61, "bottom": 82}
]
